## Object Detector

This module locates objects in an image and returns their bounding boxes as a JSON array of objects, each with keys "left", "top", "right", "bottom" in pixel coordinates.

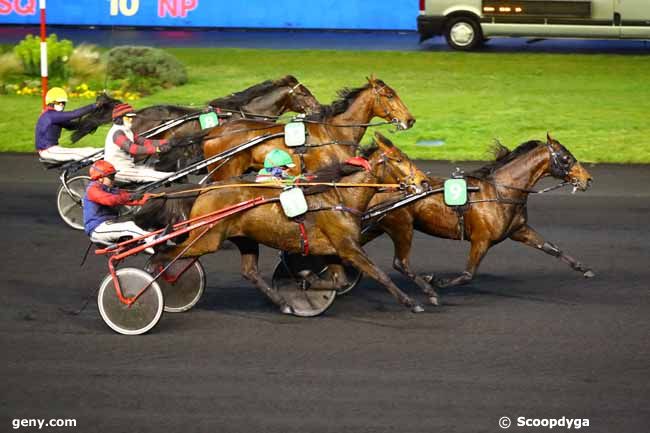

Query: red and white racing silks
[{"left": 104, "top": 123, "right": 173, "bottom": 183}]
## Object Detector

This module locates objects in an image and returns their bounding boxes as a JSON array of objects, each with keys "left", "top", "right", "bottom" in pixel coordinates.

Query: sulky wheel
[
  {"left": 97, "top": 267, "right": 164, "bottom": 335},
  {"left": 57, "top": 175, "right": 90, "bottom": 230},
  {"left": 332, "top": 263, "right": 363, "bottom": 296},
  {"left": 145, "top": 258, "right": 205, "bottom": 313},
  {"left": 271, "top": 253, "right": 337, "bottom": 317}
]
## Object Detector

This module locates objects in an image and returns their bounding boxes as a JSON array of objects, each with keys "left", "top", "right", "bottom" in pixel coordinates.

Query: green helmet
[{"left": 264, "top": 149, "right": 296, "bottom": 169}]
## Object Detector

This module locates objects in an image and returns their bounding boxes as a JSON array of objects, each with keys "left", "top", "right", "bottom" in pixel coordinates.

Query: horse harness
[
  {"left": 451, "top": 143, "right": 575, "bottom": 239},
  {"left": 290, "top": 150, "right": 407, "bottom": 256}
]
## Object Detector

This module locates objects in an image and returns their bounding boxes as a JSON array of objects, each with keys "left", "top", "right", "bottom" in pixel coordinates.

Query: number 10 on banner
[{"left": 444, "top": 178, "right": 468, "bottom": 206}]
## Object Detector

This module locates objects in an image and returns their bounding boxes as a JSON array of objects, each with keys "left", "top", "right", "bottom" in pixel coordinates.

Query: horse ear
[
  {"left": 366, "top": 74, "right": 377, "bottom": 86},
  {"left": 373, "top": 131, "right": 393, "bottom": 147},
  {"left": 547, "top": 132, "right": 554, "bottom": 144}
]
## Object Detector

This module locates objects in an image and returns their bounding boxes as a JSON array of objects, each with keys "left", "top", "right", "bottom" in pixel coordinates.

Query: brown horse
[
  {"left": 131, "top": 76, "right": 321, "bottom": 172},
  {"left": 150, "top": 133, "right": 429, "bottom": 314},
  {"left": 131, "top": 75, "right": 320, "bottom": 139},
  {"left": 362, "top": 134, "right": 594, "bottom": 296},
  {"left": 201, "top": 76, "right": 416, "bottom": 182}
]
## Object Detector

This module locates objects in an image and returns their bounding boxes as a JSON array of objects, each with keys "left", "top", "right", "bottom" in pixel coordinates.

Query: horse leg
[
  {"left": 386, "top": 225, "right": 440, "bottom": 306},
  {"left": 229, "top": 237, "right": 293, "bottom": 314},
  {"left": 432, "top": 239, "right": 491, "bottom": 288},
  {"left": 510, "top": 225, "right": 595, "bottom": 278},
  {"left": 337, "top": 242, "right": 424, "bottom": 313}
]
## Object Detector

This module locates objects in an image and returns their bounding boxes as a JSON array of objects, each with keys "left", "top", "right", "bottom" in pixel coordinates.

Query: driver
[
  {"left": 35, "top": 87, "right": 101, "bottom": 162},
  {"left": 255, "top": 149, "right": 297, "bottom": 182},
  {"left": 104, "top": 103, "right": 174, "bottom": 183},
  {"left": 83, "top": 160, "right": 154, "bottom": 252}
]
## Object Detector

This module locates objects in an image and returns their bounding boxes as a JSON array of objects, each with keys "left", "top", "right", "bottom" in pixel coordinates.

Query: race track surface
[{"left": 1, "top": 154, "right": 648, "bottom": 432}]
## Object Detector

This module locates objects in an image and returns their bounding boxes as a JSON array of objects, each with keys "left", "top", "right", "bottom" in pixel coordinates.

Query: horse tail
[
  {"left": 170, "top": 130, "right": 210, "bottom": 149},
  {"left": 71, "top": 94, "right": 122, "bottom": 143},
  {"left": 133, "top": 184, "right": 200, "bottom": 231}
]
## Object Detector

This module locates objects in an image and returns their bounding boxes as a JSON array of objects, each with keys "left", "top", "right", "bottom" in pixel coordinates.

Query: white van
[{"left": 417, "top": 0, "right": 650, "bottom": 49}]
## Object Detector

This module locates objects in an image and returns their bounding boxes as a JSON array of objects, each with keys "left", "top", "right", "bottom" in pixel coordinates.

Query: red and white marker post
[{"left": 40, "top": 0, "right": 48, "bottom": 109}]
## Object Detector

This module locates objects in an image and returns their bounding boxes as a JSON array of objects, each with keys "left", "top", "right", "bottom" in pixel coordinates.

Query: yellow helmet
[{"left": 45, "top": 87, "right": 68, "bottom": 105}]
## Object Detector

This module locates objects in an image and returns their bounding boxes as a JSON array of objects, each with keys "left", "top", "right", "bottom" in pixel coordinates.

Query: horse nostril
[
  {"left": 587, "top": 178, "right": 593, "bottom": 187},
  {"left": 421, "top": 180, "right": 430, "bottom": 190},
  {"left": 408, "top": 118, "right": 416, "bottom": 128}
]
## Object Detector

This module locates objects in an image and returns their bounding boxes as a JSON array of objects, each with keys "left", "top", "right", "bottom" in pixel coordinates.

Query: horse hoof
[
  {"left": 429, "top": 296, "right": 440, "bottom": 306},
  {"left": 411, "top": 304, "right": 425, "bottom": 313},
  {"left": 584, "top": 270, "right": 596, "bottom": 278},
  {"left": 421, "top": 274, "right": 433, "bottom": 284},
  {"left": 280, "top": 304, "right": 294, "bottom": 315}
]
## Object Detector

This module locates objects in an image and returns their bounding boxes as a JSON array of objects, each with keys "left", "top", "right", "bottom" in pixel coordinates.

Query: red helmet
[
  {"left": 112, "top": 103, "right": 136, "bottom": 120},
  {"left": 90, "top": 160, "right": 117, "bottom": 180}
]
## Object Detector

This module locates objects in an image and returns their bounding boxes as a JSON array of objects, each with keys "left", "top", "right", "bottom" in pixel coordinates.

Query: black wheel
[
  {"left": 271, "top": 254, "right": 336, "bottom": 317},
  {"left": 98, "top": 268, "right": 164, "bottom": 335},
  {"left": 57, "top": 175, "right": 90, "bottom": 230},
  {"left": 445, "top": 16, "right": 483, "bottom": 51},
  {"left": 145, "top": 258, "right": 205, "bottom": 313}
]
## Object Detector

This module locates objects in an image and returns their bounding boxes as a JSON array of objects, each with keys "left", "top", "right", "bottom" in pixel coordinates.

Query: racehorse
[
  {"left": 201, "top": 75, "right": 416, "bottom": 182},
  {"left": 73, "top": 76, "right": 321, "bottom": 171},
  {"left": 142, "top": 76, "right": 320, "bottom": 172},
  {"left": 148, "top": 133, "right": 430, "bottom": 314},
  {"left": 69, "top": 93, "right": 123, "bottom": 143},
  {"left": 131, "top": 75, "right": 320, "bottom": 139},
  {"left": 362, "top": 134, "right": 594, "bottom": 297}
]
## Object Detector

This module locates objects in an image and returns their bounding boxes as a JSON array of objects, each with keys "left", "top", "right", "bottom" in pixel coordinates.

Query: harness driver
[
  {"left": 104, "top": 103, "right": 174, "bottom": 183},
  {"left": 35, "top": 87, "right": 102, "bottom": 162},
  {"left": 83, "top": 160, "right": 155, "bottom": 253}
]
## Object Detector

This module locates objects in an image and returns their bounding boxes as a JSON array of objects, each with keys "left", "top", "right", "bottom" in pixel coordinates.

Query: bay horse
[
  {"left": 362, "top": 134, "right": 594, "bottom": 298},
  {"left": 201, "top": 76, "right": 416, "bottom": 182},
  {"left": 135, "top": 75, "right": 320, "bottom": 172},
  {"left": 73, "top": 76, "right": 321, "bottom": 172},
  {"left": 131, "top": 75, "right": 320, "bottom": 139},
  {"left": 149, "top": 133, "right": 430, "bottom": 314}
]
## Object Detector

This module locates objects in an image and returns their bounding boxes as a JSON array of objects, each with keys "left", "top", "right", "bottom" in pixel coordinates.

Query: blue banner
[{"left": 0, "top": 0, "right": 416, "bottom": 30}]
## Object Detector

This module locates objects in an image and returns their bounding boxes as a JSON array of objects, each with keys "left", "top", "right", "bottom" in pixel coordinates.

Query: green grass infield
[{"left": 3, "top": 47, "right": 649, "bottom": 163}]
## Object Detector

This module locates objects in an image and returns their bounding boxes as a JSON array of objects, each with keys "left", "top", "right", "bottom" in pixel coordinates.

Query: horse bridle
[
  {"left": 376, "top": 147, "right": 419, "bottom": 192},
  {"left": 465, "top": 143, "right": 578, "bottom": 205},
  {"left": 547, "top": 142, "right": 576, "bottom": 179},
  {"left": 372, "top": 84, "right": 398, "bottom": 125},
  {"left": 286, "top": 82, "right": 311, "bottom": 114}
]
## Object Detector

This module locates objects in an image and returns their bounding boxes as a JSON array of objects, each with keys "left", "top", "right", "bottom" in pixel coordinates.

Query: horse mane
[
  {"left": 300, "top": 162, "right": 365, "bottom": 195},
  {"left": 207, "top": 75, "right": 299, "bottom": 110},
  {"left": 70, "top": 93, "right": 122, "bottom": 143},
  {"left": 470, "top": 140, "right": 544, "bottom": 179},
  {"left": 305, "top": 80, "right": 383, "bottom": 121}
]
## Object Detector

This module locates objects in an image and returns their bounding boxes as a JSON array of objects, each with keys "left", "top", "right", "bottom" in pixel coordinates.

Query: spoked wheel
[
  {"left": 271, "top": 253, "right": 337, "bottom": 317},
  {"left": 333, "top": 263, "right": 363, "bottom": 296},
  {"left": 57, "top": 175, "right": 90, "bottom": 230},
  {"left": 145, "top": 258, "right": 205, "bottom": 313},
  {"left": 98, "top": 268, "right": 164, "bottom": 335}
]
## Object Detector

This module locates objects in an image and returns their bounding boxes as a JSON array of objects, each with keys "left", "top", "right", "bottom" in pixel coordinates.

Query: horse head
[
  {"left": 362, "top": 132, "right": 428, "bottom": 193},
  {"left": 366, "top": 75, "right": 415, "bottom": 131},
  {"left": 70, "top": 92, "right": 123, "bottom": 143},
  {"left": 546, "top": 133, "right": 593, "bottom": 192},
  {"left": 279, "top": 75, "right": 321, "bottom": 115}
]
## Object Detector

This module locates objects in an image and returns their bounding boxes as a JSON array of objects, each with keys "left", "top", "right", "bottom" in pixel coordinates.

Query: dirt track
[{"left": 1, "top": 154, "right": 648, "bottom": 432}]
